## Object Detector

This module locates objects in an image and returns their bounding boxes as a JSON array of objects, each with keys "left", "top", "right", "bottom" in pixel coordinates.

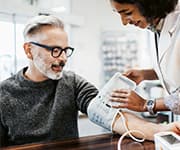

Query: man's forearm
[
  {"left": 112, "top": 111, "right": 160, "bottom": 141},
  {"left": 112, "top": 111, "right": 180, "bottom": 141}
]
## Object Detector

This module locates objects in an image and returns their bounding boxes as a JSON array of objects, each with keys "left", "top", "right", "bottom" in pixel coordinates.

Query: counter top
[{"left": 1, "top": 133, "right": 155, "bottom": 150}]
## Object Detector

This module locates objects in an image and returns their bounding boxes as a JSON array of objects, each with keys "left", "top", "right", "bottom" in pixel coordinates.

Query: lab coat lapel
[
  {"left": 158, "top": 11, "right": 179, "bottom": 62},
  {"left": 156, "top": 9, "right": 180, "bottom": 93},
  {"left": 158, "top": 16, "right": 173, "bottom": 62}
]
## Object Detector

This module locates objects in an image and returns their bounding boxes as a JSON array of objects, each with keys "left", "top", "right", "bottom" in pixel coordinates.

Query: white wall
[{"left": 69, "top": 0, "right": 119, "bottom": 88}]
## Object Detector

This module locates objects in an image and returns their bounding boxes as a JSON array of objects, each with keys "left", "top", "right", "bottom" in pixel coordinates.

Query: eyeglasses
[{"left": 30, "top": 42, "right": 74, "bottom": 58}]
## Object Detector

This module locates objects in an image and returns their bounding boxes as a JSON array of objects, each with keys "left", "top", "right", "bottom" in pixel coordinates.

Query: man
[{"left": 0, "top": 15, "right": 180, "bottom": 147}]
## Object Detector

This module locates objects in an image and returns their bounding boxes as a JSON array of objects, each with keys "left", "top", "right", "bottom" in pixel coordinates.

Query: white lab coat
[{"left": 152, "top": 4, "right": 180, "bottom": 94}]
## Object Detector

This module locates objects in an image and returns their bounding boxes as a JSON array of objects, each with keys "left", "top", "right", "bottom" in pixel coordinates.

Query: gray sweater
[{"left": 0, "top": 67, "right": 98, "bottom": 147}]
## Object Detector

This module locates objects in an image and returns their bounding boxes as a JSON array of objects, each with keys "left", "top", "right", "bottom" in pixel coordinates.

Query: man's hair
[
  {"left": 23, "top": 15, "right": 64, "bottom": 40},
  {"left": 111, "top": 0, "right": 178, "bottom": 22}
]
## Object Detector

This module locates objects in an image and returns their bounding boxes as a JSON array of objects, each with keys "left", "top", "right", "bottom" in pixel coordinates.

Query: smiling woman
[
  {"left": 110, "top": 0, "right": 178, "bottom": 27},
  {"left": 111, "top": 2, "right": 148, "bottom": 28},
  {"left": 108, "top": 0, "right": 180, "bottom": 117}
]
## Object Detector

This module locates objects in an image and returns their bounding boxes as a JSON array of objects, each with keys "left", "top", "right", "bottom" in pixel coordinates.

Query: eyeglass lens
[{"left": 52, "top": 47, "right": 73, "bottom": 58}]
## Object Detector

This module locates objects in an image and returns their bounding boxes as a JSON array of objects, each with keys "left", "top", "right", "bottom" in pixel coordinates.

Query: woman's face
[{"left": 111, "top": 1, "right": 149, "bottom": 29}]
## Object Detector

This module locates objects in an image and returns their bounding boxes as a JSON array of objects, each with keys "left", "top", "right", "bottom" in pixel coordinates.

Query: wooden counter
[{"left": 1, "top": 133, "right": 155, "bottom": 150}]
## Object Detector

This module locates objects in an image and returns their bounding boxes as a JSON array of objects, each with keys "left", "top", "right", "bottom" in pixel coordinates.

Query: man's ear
[{"left": 23, "top": 42, "right": 33, "bottom": 59}]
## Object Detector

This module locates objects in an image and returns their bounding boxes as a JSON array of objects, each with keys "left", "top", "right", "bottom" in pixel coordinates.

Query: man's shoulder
[
  {"left": 63, "top": 70, "right": 76, "bottom": 77},
  {"left": 0, "top": 75, "right": 17, "bottom": 104},
  {"left": 61, "top": 70, "right": 91, "bottom": 86},
  {"left": 0, "top": 75, "right": 16, "bottom": 87},
  {"left": 62, "top": 70, "right": 84, "bottom": 80},
  {"left": 0, "top": 67, "right": 25, "bottom": 87}
]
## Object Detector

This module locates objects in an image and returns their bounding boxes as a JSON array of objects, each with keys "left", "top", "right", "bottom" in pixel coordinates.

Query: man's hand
[{"left": 162, "top": 122, "right": 180, "bottom": 135}]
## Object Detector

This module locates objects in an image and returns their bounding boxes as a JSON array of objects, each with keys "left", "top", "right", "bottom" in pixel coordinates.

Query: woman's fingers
[
  {"left": 110, "top": 96, "right": 127, "bottom": 102},
  {"left": 112, "top": 102, "right": 128, "bottom": 108},
  {"left": 110, "top": 92, "right": 127, "bottom": 99},
  {"left": 110, "top": 89, "right": 130, "bottom": 99},
  {"left": 108, "top": 89, "right": 146, "bottom": 111}
]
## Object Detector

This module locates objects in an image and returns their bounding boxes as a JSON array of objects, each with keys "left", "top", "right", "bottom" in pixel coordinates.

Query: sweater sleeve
[
  {"left": 0, "top": 112, "right": 8, "bottom": 147},
  {"left": 74, "top": 74, "right": 98, "bottom": 114}
]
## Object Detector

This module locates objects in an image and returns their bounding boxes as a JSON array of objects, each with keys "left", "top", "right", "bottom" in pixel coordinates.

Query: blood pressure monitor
[
  {"left": 87, "top": 72, "right": 136, "bottom": 131},
  {"left": 154, "top": 132, "right": 180, "bottom": 150}
]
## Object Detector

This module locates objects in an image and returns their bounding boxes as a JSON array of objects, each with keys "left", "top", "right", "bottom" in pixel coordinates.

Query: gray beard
[{"left": 33, "top": 55, "right": 63, "bottom": 80}]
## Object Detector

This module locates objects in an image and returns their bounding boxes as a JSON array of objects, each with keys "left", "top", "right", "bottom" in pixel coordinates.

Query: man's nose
[
  {"left": 59, "top": 51, "right": 67, "bottom": 61},
  {"left": 121, "top": 16, "right": 131, "bottom": 25}
]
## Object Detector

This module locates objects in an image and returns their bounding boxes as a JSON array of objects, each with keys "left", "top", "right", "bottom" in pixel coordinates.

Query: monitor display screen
[{"left": 161, "top": 134, "right": 180, "bottom": 145}]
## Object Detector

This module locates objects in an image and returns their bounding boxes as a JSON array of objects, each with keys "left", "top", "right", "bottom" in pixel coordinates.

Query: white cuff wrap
[
  {"left": 87, "top": 72, "right": 136, "bottom": 131},
  {"left": 87, "top": 96, "right": 119, "bottom": 131}
]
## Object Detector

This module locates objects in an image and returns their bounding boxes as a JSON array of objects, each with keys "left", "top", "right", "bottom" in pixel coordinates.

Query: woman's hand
[
  {"left": 123, "top": 69, "right": 145, "bottom": 85},
  {"left": 110, "top": 89, "right": 146, "bottom": 112},
  {"left": 123, "top": 69, "right": 158, "bottom": 85}
]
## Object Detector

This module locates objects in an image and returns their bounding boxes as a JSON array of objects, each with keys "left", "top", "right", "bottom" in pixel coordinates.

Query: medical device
[
  {"left": 87, "top": 72, "right": 136, "bottom": 130},
  {"left": 154, "top": 132, "right": 180, "bottom": 150},
  {"left": 87, "top": 72, "right": 145, "bottom": 150}
]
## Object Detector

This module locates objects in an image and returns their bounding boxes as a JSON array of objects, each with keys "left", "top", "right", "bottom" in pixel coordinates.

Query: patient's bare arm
[{"left": 112, "top": 111, "right": 180, "bottom": 141}]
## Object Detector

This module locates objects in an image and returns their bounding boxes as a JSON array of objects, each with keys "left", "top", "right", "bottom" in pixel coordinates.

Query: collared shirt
[{"left": 147, "top": 18, "right": 165, "bottom": 35}]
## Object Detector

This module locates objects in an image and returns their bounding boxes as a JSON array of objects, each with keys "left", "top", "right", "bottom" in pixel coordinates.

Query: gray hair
[{"left": 23, "top": 15, "right": 64, "bottom": 40}]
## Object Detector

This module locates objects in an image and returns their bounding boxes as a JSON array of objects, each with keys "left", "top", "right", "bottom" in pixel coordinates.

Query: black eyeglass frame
[{"left": 30, "top": 41, "right": 74, "bottom": 58}]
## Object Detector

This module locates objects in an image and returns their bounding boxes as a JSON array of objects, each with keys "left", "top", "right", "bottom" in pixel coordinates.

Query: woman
[{"left": 109, "top": 0, "right": 180, "bottom": 115}]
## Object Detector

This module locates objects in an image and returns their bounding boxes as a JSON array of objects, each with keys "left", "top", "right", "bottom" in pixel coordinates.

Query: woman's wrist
[
  {"left": 142, "top": 69, "right": 158, "bottom": 80},
  {"left": 142, "top": 99, "right": 148, "bottom": 112}
]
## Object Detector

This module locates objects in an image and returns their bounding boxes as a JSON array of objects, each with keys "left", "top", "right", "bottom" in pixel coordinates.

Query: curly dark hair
[{"left": 110, "top": 0, "right": 178, "bottom": 22}]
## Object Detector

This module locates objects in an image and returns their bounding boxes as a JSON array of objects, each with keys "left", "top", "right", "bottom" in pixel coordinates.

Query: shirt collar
[{"left": 147, "top": 18, "right": 165, "bottom": 33}]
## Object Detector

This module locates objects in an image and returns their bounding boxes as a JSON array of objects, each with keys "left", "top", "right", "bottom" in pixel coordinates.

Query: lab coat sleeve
[{"left": 164, "top": 88, "right": 180, "bottom": 114}]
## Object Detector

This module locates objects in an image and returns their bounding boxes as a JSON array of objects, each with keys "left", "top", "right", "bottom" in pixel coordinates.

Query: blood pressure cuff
[
  {"left": 87, "top": 73, "right": 135, "bottom": 131},
  {"left": 87, "top": 95, "right": 119, "bottom": 131}
]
